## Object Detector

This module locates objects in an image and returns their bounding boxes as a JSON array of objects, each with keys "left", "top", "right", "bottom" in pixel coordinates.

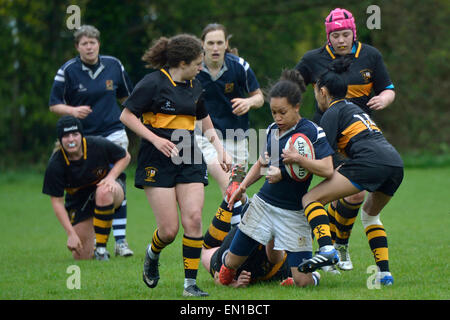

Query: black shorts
[
  {"left": 338, "top": 160, "right": 404, "bottom": 196},
  {"left": 135, "top": 140, "right": 208, "bottom": 188},
  {"left": 65, "top": 190, "right": 95, "bottom": 226},
  {"left": 65, "top": 177, "right": 126, "bottom": 226}
]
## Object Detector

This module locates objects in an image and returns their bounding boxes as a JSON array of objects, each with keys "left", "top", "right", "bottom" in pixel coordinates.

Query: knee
[
  {"left": 345, "top": 191, "right": 365, "bottom": 203},
  {"left": 95, "top": 185, "right": 114, "bottom": 206},
  {"left": 182, "top": 210, "right": 203, "bottom": 233},
  {"left": 159, "top": 227, "right": 178, "bottom": 244},
  {"left": 73, "top": 248, "right": 94, "bottom": 260}
]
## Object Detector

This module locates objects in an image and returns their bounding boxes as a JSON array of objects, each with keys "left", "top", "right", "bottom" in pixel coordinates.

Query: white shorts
[
  {"left": 195, "top": 134, "right": 248, "bottom": 167},
  {"left": 105, "top": 129, "right": 129, "bottom": 151},
  {"left": 238, "top": 194, "right": 313, "bottom": 252}
]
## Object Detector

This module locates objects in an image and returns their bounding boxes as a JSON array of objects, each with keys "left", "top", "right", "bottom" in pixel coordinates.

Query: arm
[
  {"left": 367, "top": 89, "right": 395, "bottom": 111},
  {"left": 227, "top": 156, "right": 265, "bottom": 209},
  {"left": 97, "top": 151, "right": 131, "bottom": 191},
  {"left": 200, "top": 115, "right": 232, "bottom": 171},
  {"left": 230, "top": 89, "right": 264, "bottom": 116},
  {"left": 214, "top": 270, "right": 252, "bottom": 288},
  {"left": 282, "top": 145, "right": 334, "bottom": 179},
  {"left": 120, "top": 108, "right": 177, "bottom": 158},
  {"left": 50, "top": 196, "right": 83, "bottom": 254},
  {"left": 265, "top": 239, "right": 285, "bottom": 265},
  {"left": 49, "top": 104, "right": 92, "bottom": 119}
]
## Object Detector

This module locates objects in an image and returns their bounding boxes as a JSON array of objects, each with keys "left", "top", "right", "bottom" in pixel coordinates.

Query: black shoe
[
  {"left": 298, "top": 248, "right": 339, "bottom": 273},
  {"left": 183, "top": 284, "right": 209, "bottom": 297},
  {"left": 143, "top": 245, "right": 160, "bottom": 288}
]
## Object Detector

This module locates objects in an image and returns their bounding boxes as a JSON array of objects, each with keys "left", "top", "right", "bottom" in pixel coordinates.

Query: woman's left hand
[{"left": 266, "top": 165, "right": 282, "bottom": 184}]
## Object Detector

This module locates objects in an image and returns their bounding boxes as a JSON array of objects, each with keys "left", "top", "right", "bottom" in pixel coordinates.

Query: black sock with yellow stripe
[
  {"left": 327, "top": 202, "right": 337, "bottom": 243},
  {"left": 93, "top": 204, "right": 115, "bottom": 248},
  {"left": 183, "top": 235, "right": 203, "bottom": 281},
  {"left": 365, "top": 225, "right": 389, "bottom": 272},
  {"left": 304, "top": 201, "right": 333, "bottom": 249},
  {"left": 334, "top": 198, "right": 362, "bottom": 245},
  {"left": 203, "top": 201, "right": 232, "bottom": 249},
  {"left": 149, "top": 228, "right": 171, "bottom": 258}
]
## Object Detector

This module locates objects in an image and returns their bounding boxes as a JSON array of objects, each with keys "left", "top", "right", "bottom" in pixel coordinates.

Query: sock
[
  {"left": 230, "top": 199, "right": 243, "bottom": 227},
  {"left": 182, "top": 235, "right": 203, "bottom": 282},
  {"left": 361, "top": 209, "right": 389, "bottom": 272},
  {"left": 365, "top": 224, "right": 389, "bottom": 272},
  {"left": 113, "top": 173, "right": 127, "bottom": 243},
  {"left": 304, "top": 201, "right": 333, "bottom": 249},
  {"left": 334, "top": 198, "right": 362, "bottom": 245},
  {"left": 327, "top": 202, "right": 337, "bottom": 243},
  {"left": 112, "top": 199, "right": 127, "bottom": 243},
  {"left": 149, "top": 229, "right": 170, "bottom": 258},
  {"left": 184, "top": 278, "right": 196, "bottom": 288},
  {"left": 93, "top": 204, "right": 115, "bottom": 247},
  {"left": 203, "top": 201, "right": 232, "bottom": 248}
]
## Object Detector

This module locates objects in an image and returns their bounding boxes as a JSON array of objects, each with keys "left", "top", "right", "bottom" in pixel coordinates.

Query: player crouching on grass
[
  {"left": 218, "top": 69, "right": 334, "bottom": 287},
  {"left": 42, "top": 116, "right": 130, "bottom": 261},
  {"left": 298, "top": 57, "right": 403, "bottom": 285}
]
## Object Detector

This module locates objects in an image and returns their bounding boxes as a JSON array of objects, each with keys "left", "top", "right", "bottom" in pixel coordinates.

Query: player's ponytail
[
  {"left": 317, "top": 56, "right": 352, "bottom": 99},
  {"left": 142, "top": 34, "right": 203, "bottom": 69},
  {"left": 268, "top": 69, "right": 306, "bottom": 106}
]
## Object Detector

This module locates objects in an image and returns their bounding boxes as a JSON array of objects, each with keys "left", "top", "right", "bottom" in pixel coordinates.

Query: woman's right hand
[{"left": 153, "top": 136, "right": 179, "bottom": 158}]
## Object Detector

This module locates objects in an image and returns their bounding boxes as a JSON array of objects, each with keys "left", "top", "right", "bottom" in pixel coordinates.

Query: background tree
[{"left": 0, "top": 0, "right": 448, "bottom": 168}]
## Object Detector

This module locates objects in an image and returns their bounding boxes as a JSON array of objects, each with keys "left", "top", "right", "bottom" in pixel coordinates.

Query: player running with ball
[{"left": 218, "top": 69, "right": 335, "bottom": 287}]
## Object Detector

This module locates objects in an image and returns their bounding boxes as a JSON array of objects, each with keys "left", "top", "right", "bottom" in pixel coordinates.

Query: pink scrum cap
[{"left": 325, "top": 8, "right": 357, "bottom": 45}]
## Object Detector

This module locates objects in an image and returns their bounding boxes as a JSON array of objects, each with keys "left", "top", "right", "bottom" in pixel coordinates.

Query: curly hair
[{"left": 142, "top": 34, "right": 203, "bottom": 69}]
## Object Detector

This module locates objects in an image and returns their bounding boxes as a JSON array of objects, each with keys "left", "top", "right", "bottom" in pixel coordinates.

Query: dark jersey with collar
[
  {"left": 196, "top": 53, "right": 260, "bottom": 139},
  {"left": 320, "top": 99, "right": 403, "bottom": 167},
  {"left": 123, "top": 69, "right": 208, "bottom": 147},
  {"left": 295, "top": 42, "right": 394, "bottom": 115},
  {"left": 257, "top": 118, "right": 334, "bottom": 211},
  {"left": 49, "top": 55, "right": 133, "bottom": 137},
  {"left": 42, "top": 136, "right": 127, "bottom": 205}
]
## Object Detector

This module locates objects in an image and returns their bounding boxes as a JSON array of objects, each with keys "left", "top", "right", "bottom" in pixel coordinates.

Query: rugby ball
[{"left": 284, "top": 133, "right": 315, "bottom": 181}]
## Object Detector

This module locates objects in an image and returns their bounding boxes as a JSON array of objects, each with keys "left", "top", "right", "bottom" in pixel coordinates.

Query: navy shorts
[
  {"left": 338, "top": 160, "right": 404, "bottom": 196},
  {"left": 135, "top": 140, "right": 208, "bottom": 188}
]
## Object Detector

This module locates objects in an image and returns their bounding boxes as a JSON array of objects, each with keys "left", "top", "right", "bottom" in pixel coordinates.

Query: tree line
[{"left": 0, "top": 0, "right": 448, "bottom": 168}]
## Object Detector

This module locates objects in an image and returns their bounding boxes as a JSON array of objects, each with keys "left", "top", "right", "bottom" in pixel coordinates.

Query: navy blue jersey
[
  {"left": 295, "top": 42, "right": 394, "bottom": 115},
  {"left": 320, "top": 99, "right": 403, "bottom": 167},
  {"left": 257, "top": 118, "right": 334, "bottom": 210},
  {"left": 196, "top": 53, "right": 260, "bottom": 139},
  {"left": 42, "top": 136, "right": 127, "bottom": 205},
  {"left": 49, "top": 55, "right": 133, "bottom": 137}
]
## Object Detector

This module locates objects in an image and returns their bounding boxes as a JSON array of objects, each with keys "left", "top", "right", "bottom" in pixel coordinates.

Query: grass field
[{"left": 0, "top": 166, "right": 449, "bottom": 301}]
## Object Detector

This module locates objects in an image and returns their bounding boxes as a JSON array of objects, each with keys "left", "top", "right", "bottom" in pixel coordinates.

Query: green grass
[{"left": 0, "top": 166, "right": 449, "bottom": 300}]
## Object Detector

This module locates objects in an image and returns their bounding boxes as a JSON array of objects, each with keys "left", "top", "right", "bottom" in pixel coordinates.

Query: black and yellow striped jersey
[
  {"left": 296, "top": 42, "right": 394, "bottom": 115},
  {"left": 320, "top": 99, "right": 403, "bottom": 167},
  {"left": 42, "top": 136, "right": 127, "bottom": 202},
  {"left": 123, "top": 68, "right": 208, "bottom": 144}
]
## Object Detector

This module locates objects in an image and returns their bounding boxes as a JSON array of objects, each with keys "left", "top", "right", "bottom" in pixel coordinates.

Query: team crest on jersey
[
  {"left": 298, "top": 236, "right": 307, "bottom": 247},
  {"left": 93, "top": 167, "right": 107, "bottom": 179},
  {"left": 224, "top": 83, "right": 234, "bottom": 93},
  {"left": 106, "top": 80, "right": 114, "bottom": 90},
  {"left": 360, "top": 69, "right": 373, "bottom": 83},
  {"left": 144, "top": 166, "right": 158, "bottom": 182},
  {"left": 77, "top": 83, "right": 87, "bottom": 92}
]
